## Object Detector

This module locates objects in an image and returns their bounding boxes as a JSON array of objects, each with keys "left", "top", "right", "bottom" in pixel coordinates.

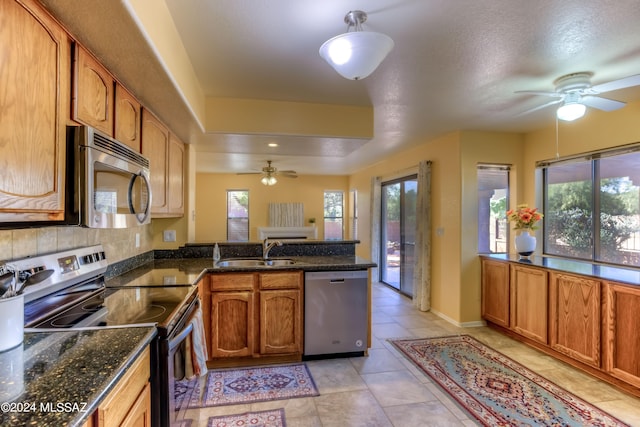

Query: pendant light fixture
[{"left": 319, "top": 10, "right": 394, "bottom": 80}]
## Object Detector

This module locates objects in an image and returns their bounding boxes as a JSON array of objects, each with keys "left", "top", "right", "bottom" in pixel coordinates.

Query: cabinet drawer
[
  {"left": 259, "top": 271, "right": 303, "bottom": 290},
  {"left": 210, "top": 273, "right": 255, "bottom": 291}
]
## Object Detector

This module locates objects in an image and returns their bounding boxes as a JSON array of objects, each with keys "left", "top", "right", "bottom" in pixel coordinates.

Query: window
[
  {"left": 477, "top": 165, "right": 509, "bottom": 253},
  {"left": 324, "top": 191, "right": 344, "bottom": 240},
  {"left": 227, "top": 190, "right": 249, "bottom": 241},
  {"left": 541, "top": 148, "right": 640, "bottom": 267}
]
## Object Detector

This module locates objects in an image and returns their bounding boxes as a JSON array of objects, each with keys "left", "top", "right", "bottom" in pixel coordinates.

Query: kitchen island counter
[{"left": 0, "top": 326, "right": 156, "bottom": 427}]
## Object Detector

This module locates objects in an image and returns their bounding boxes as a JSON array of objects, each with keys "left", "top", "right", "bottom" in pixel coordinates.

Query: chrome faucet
[{"left": 262, "top": 238, "right": 283, "bottom": 260}]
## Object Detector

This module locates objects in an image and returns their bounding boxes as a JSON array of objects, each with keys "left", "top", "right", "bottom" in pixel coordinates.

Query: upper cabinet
[
  {"left": 141, "top": 110, "right": 184, "bottom": 218},
  {"left": 0, "top": 0, "right": 70, "bottom": 222},
  {"left": 114, "top": 84, "right": 142, "bottom": 152},
  {"left": 73, "top": 45, "right": 142, "bottom": 153},
  {"left": 73, "top": 45, "right": 114, "bottom": 135}
]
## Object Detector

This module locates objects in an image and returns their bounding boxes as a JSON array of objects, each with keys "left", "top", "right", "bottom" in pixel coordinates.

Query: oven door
[{"left": 159, "top": 295, "right": 201, "bottom": 427}]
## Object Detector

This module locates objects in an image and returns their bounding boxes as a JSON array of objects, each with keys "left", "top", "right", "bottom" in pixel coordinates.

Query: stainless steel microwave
[{"left": 66, "top": 126, "right": 152, "bottom": 228}]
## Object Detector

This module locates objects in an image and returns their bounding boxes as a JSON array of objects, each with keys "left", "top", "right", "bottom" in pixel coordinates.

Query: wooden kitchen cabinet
[
  {"left": 73, "top": 45, "right": 114, "bottom": 135},
  {"left": 549, "top": 272, "right": 601, "bottom": 368},
  {"left": 481, "top": 259, "right": 510, "bottom": 328},
  {"left": 95, "top": 346, "right": 151, "bottom": 427},
  {"left": 510, "top": 264, "right": 548, "bottom": 344},
  {"left": 209, "top": 274, "right": 255, "bottom": 358},
  {"left": 0, "top": 0, "right": 70, "bottom": 223},
  {"left": 603, "top": 281, "right": 640, "bottom": 388},
  {"left": 207, "top": 271, "right": 303, "bottom": 363},
  {"left": 115, "top": 84, "right": 142, "bottom": 152},
  {"left": 259, "top": 272, "right": 303, "bottom": 355},
  {"left": 141, "top": 109, "right": 184, "bottom": 217}
]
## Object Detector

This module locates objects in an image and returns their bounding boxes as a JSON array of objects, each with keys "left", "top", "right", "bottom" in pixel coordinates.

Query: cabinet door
[
  {"left": 481, "top": 259, "right": 510, "bottom": 327},
  {"left": 604, "top": 282, "right": 640, "bottom": 387},
  {"left": 73, "top": 45, "right": 114, "bottom": 135},
  {"left": 115, "top": 84, "right": 141, "bottom": 152},
  {"left": 118, "top": 382, "right": 151, "bottom": 427},
  {"left": 0, "top": 0, "right": 69, "bottom": 222},
  {"left": 141, "top": 110, "right": 169, "bottom": 214},
  {"left": 167, "top": 133, "right": 185, "bottom": 215},
  {"left": 211, "top": 291, "right": 254, "bottom": 357},
  {"left": 260, "top": 289, "right": 302, "bottom": 355},
  {"left": 549, "top": 273, "right": 601, "bottom": 367},
  {"left": 510, "top": 264, "right": 548, "bottom": 344}
]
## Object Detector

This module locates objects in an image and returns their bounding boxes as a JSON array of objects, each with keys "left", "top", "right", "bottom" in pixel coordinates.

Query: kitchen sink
[{"left": 216, "top": 258, "right": 296, "bottom": 268}]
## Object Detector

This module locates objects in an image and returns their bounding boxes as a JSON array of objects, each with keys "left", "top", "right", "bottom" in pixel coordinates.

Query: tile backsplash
[{"left": 0, "top": 224, "right": 153, "bottom": 263}]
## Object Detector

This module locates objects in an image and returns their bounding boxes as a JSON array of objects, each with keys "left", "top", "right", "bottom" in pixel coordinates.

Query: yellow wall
[
  {"left": 194, "top": 173, "right": 350, "bottom": 242},
  {"left": 459, "top": 132, "right": 525, "bottom": 323}
]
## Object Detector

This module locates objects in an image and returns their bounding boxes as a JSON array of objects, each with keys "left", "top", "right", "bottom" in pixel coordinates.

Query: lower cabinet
[
  {"left": 207, "top": 271, "right": 303, "bottom": 362},
  {"left": 481, "top": 256, "right": 640, "bottom": 397},
  {"left": 481, "top": 259, "right": 510, "bottom": 327},
  {"left": 510, "top": 264, "right": 548, "bottom": 344},
  {"left": 549, "top": 272, "right": 601, "bottom": 368},
  {"left": 94, "top": 346, "right": 151, "bottom": 427},
  {"left": 604, "top": 281, "right": 640, "bottom": 388}
]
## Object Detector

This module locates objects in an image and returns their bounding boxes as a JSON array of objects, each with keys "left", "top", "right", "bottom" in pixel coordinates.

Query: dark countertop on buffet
[
  {"left": 0, "top": 326, "right": 156, "bottom": 427},
  {"left": 481, "top": 253, "right": 640, "bottom": 287},
  {"left": 106, "top": 255, "right": 376, "bottom": 286}
]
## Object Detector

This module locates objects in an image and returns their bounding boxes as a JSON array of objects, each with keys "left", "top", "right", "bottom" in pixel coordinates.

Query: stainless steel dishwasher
[{"left": 304, "top": 270, "right": 368, "bottom": 358}]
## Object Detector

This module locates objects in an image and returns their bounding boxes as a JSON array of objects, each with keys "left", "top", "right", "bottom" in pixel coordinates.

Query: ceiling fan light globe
[
  {"left": 557, "top": 102, "right": 586, "bottom": 121},
  {"left": 320, "top": 31, "right": 394, "bottom": 80},
  {"left": 261, "top": 176, "right": 269, "bottom": 185}
]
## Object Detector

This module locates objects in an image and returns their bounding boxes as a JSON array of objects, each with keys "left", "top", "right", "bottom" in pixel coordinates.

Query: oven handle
[{"left": 168, "top": 321, "right": 194, "bottom": 352}]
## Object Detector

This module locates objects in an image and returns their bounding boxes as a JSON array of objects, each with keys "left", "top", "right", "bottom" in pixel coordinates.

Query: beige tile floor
[{"left": 181, "top": 281, "right": 640, "bottom": 426}]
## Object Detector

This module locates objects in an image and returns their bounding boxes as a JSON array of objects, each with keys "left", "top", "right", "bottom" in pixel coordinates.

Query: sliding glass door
[{"left": 381, "top": 176, "right": 417, "bottom": 296}]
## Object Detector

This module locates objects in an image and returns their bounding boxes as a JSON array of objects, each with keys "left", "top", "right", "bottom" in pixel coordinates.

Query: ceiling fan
[
  {"left": 238, "top": 160, "right": 298, "bottom": 185},
  {"left": 516, "top": 72, "right": 640, "bottom": 121}
]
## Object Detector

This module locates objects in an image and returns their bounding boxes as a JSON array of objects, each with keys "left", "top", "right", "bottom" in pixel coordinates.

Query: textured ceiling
[{"left": 40, "top": 0, "right": 640, "bottom": 175}]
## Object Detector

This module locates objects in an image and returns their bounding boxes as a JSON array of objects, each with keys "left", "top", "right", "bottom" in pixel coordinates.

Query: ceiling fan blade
[
  {"left": 516, "top": 99, "right": 563, "bottom": 117},
  {"left": 278, "top": 170, "right": 297, "bottom": 174},
  {"left": 237, "top": 172, "right": 262, "bottom": 175},
  {"left": 580, "top": 96, "right": 626, "bottom": 111},
  {"left": 514, "top": 90, "right": 564, "bottom": 98},
  {"left": 590, "top": 74, "right": 640, "bottom": 94}
]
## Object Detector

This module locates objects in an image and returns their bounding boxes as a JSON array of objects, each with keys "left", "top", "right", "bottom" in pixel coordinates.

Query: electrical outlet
[
  {"left": 163, "top": 230, "right": 176, "bottom": 242},
  {"left": 135, "top": 233, "right": 140, "bottom": 248}
]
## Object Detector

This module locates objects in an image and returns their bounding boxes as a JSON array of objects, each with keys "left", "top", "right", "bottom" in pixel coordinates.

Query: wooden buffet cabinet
[
  {"left": 481, "top": 256, "right": 640, "bottom": 396},
  {"left": 201, "top": 271, "right": 303, "bottom": 367}
]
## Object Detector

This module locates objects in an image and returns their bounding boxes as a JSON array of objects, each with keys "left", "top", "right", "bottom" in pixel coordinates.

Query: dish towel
[{"left": 184, "top": 301, "right": 208, "bottom": 379}]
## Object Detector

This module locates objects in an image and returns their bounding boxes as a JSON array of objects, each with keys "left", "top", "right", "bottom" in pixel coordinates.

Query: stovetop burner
[{"left": 27, "top": 286, "right": 196, "bottom": 329}]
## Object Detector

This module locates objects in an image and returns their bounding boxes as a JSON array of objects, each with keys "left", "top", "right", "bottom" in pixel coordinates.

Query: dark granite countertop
[
  {"left": 107, "top": 256, "right": 375, "bottom": 285},
  {"left": 480, "top": 253, "right": 640, "bottom": 287},
  {"left": 0, "top": 326, "right": 156, "bottom": 427}
]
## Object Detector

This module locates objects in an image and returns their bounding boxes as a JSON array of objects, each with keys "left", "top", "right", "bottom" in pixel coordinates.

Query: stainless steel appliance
[
  {"left": 303, "top": 270, "right": 368, "bottom": 358},
  {"left": 7, "top": 245, "right": 198, "bottom": 427},
  {"left": 66, "top": 125, "right": 152, "bottom": 228}
]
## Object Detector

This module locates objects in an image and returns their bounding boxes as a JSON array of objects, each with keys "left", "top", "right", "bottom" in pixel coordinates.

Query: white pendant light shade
[
  {"left": 319, "top": 11, "right": 394, "bottom": 80},
  {"left": 320, "top": 31, "right": 394, "bottom": 80},
  {"left": 557, "top": 102, "right": 586, "bottom": 121}
]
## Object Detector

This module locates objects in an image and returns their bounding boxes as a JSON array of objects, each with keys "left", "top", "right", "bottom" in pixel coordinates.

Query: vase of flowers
[{"left": 506, "top": 204, "right": 543, "bottom": 258}]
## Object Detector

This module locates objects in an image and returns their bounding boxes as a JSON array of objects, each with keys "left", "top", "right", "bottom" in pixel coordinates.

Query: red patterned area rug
[
  {"left": 207, "top": 409, "right": 286, "bottom": 427},
  {"left": 390, "top": 335, "right": 629, "bottom": 427},
  {"left": 192, "top": 363, "right": 318, "bottom": 408}
]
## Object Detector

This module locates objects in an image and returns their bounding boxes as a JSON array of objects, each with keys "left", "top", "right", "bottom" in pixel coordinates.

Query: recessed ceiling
[{"left": 40, "top": 0, "right": 640, "bottom": 175}]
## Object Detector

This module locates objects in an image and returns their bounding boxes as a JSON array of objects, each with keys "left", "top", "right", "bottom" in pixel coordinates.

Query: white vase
[{"left": 514, "top": 231, "right": 536, "bottom": 258}]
